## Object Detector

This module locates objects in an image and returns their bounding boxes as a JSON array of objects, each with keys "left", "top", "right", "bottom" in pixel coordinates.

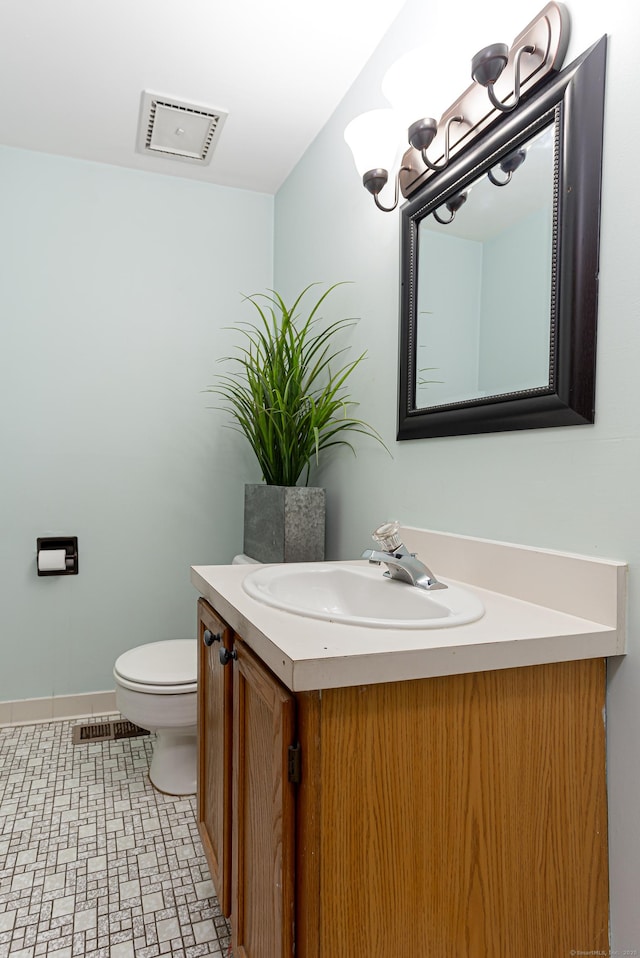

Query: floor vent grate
[{"left": 72, "top": 720, "right": 150, "bottom": 745}]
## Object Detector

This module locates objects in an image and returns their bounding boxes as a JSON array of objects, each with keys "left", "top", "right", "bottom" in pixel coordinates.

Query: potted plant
[{"left": 207, "top": 283, "right": 385, "bottom": 562}]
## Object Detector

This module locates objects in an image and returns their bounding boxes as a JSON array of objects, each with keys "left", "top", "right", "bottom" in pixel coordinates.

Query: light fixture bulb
[{"left": 344, "top": 110, "right": 403, "bottom": 179}]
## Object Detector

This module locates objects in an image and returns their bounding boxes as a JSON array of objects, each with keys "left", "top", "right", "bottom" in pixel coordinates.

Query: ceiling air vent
[{"left": 137, "top": 91, "right": 228, "bottom": 165}]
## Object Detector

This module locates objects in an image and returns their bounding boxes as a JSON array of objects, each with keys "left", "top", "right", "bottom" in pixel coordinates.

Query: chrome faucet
[{"left": 361, "top": 521, "right": 448, "bottom": 591}]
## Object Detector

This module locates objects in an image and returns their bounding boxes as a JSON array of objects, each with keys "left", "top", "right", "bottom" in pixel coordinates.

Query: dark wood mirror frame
[{"left": 397, "top": 36, "right": 607, "bottom": 440}]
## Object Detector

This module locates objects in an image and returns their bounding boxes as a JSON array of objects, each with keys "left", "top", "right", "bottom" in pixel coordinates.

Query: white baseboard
[{"left": 0, "top": 690, "right": 117, "bottom": 727}]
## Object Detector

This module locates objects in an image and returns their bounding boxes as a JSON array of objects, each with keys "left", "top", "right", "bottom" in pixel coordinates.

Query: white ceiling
[{"left": 0, "top": 0, "right": 406, "bottom": 194}]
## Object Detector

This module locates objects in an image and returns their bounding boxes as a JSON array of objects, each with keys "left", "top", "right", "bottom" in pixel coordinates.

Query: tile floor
[{"left": 0, "top": 717, "right": 231, "bottom": 958}]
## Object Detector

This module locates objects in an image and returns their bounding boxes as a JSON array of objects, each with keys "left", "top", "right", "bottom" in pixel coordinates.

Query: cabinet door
[
  {"left": 197, "top": 598, "right": 233, "bottom": 917},
  {"left": 231, "top": 639, "right": 296, "bottom": 958}
]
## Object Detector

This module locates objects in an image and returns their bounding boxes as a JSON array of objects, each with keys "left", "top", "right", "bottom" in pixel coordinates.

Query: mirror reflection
[{"left": 415, "top": 123, "right": 555, "bottom": 410}]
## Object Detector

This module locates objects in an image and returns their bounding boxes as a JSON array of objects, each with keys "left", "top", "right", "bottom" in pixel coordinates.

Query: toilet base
[{"left": 148, "top": 727, "right": 197, "bottom": 796}]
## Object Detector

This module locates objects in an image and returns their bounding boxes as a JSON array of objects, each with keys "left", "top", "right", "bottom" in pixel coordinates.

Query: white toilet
[{"left": 113, "top": 639, "right": 198, "bottom": 796}]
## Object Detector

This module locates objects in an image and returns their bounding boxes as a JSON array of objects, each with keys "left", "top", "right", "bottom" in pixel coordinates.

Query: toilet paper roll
[{"left": 38, "top": 549, "right": 68, "bottom": 573}]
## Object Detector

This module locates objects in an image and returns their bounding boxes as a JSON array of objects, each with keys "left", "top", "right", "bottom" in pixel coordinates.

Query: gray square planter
[{"left": 243, "top": 484, "right": 325, "bottom": 563}]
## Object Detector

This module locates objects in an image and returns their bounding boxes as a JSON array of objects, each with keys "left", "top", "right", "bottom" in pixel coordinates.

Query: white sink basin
[{"left": 242, "top": 562, "right": 485, "bottom": 629}]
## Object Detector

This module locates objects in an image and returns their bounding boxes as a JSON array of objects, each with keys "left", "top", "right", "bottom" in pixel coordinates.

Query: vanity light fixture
[
  {"left": 344, "top": 1, "right": 569, "bottom": 212},
  {"left": 362, "top": 165, "right": 415, "bottom": 212},
  {"left": 408, "top": 115, "right": 466, "bottom": 172},
  {"left": 487, "top": 147, "right": 527, "bottom": 187},
  {"left": 471, "top": 42, "right": 536, "bottom": 113},
  {"left": 343, "top": 108, "right": 418, "bottom": 212},
  {"left": 432, "top": 191, "right": 468, "bottom": 225}
]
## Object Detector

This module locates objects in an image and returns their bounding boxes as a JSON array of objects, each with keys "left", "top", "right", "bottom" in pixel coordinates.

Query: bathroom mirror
[{"left": 397, "top": 37, "right": 606, "bottom": 440}]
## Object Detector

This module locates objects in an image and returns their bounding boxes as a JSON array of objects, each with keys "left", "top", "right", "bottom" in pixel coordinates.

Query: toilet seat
[{"left": 114, "top": 640, "right": 197, "bottom": 695}]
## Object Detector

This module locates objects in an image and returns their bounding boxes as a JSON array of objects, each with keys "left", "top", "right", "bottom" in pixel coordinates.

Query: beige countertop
[{"left": 191, "top": 527, "right": 627, "bottom": 691}]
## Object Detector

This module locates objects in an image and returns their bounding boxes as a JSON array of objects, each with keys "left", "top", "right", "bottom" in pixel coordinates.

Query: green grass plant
[{"left": 207, "top": 283, "right": 385, "bottom": 486}]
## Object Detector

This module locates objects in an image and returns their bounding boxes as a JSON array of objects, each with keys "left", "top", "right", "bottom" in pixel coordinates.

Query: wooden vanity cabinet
[
  {"left": 197, "top": 597, "right": 610, "bottom": 958},
  {"left": 197, "top": 600, "right": 297, "bottom": 952},
  {"left": 196, "top": 598, "right": 233, "bottom": 916},
  {"left": 232, "top": 639, "right": 297, "bottom": 956}
]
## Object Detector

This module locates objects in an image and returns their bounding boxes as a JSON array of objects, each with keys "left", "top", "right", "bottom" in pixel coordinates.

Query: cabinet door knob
[
  {"left": 219, "top": 647, "right": 238, "bottom": 666},
  {"left": 203, "top": 629, "right": 222, "bottom": 647}
]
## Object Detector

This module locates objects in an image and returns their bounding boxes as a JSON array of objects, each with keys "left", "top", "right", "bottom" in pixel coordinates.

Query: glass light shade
[
  {"left": 344, "top": 109, "right": 403, "bottom": 178},
  {"left": 382, "top": 47, "right": 443, "bottom": 131}
]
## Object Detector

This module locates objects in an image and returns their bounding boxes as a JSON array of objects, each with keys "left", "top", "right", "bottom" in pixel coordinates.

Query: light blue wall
[
  {"left": 416, "top": 231, "right": 482, "bottom": 407},
  {"left": 479, "top": 207, "right": 552, "bottom": 393},
  {"left": 0, "top": 146, "right": 272, "bottom": 700},
  {"left": 274, "top": 0, "right": 640, "bottom": 948}
]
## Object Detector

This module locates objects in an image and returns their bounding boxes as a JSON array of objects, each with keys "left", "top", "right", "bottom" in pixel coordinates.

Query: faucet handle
[{"left": 372, "top": 520, "right": 402, "bottom": 553}]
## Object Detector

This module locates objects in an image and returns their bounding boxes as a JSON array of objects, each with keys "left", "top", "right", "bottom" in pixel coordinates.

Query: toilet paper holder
[{"left": 36, "top": 536, "right": 79, "bottom": 576}]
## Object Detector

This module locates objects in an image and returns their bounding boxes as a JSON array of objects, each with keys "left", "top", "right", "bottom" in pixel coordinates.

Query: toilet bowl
[{"left": 113, "top": 639, "right": 198, "bottom": 796}]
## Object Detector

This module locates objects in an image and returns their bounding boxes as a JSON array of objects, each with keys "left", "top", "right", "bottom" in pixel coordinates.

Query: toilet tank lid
[{"left": 114, "top": 639, "right": 197, "bottom": 687}]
